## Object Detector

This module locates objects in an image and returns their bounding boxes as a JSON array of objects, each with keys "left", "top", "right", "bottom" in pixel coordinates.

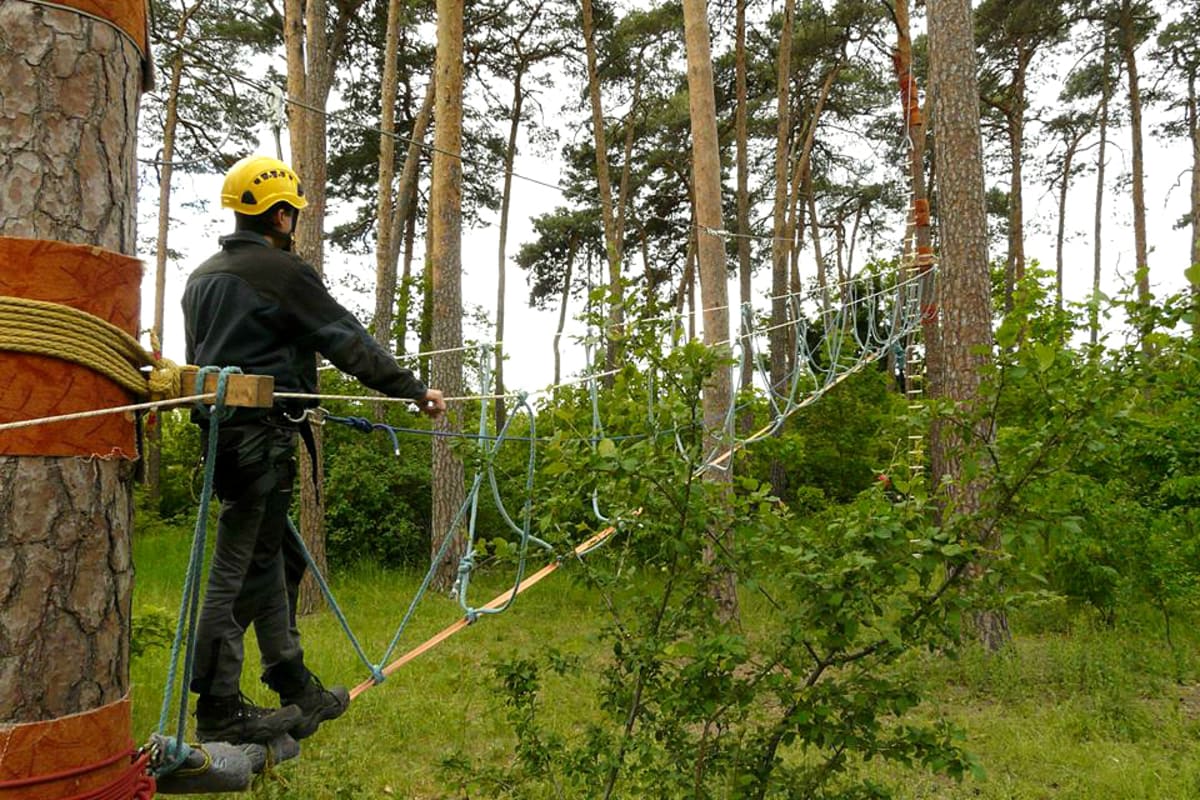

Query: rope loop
[
  {"left": 191, "top": 366, "right": 241, "bottom": 422},
  {"left": 0, "top": 295, "right": 190, "bottom": 399}
]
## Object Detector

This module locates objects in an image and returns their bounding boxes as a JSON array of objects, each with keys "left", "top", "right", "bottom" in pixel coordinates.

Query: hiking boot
[
  {"left": 282, "top": 675, "right": 350, "bottom": 740},
  {"left": 195, "top": 692, "right": 303, "bottom": 746}
]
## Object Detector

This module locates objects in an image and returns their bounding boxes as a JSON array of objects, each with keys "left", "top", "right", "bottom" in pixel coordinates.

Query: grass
[{"left": 131, "top": 522, "right": 1200, "bottom": 798}]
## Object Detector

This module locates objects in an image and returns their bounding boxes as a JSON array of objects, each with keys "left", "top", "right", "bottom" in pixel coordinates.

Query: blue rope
[
  {"left": 324, "top": 414, "right": 401, "bottom": 455},
  {"left": 152, "top": 366, "right": 240, "bottom": 778},
  {"left": 458, "top": 391, "right": 539, "bottom": 620},
  {"left": 285, "top": 518, "right": 384, "bottom": 684}
]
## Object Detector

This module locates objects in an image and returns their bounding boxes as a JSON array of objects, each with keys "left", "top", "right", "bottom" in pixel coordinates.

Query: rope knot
[
  {"left": 344, "top": 416, "right": 375, "bottom": 434},
  {"left": 147, "top": 358, "right": 183, "bottom": 400}
]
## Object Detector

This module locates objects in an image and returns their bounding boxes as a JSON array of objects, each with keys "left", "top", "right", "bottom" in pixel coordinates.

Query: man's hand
[{"left": 418, "top": 388, "right": 446, "bottom": 418}]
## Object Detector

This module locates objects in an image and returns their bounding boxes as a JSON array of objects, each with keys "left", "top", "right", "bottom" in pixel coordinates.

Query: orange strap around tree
[
  {"left": 21, "top": 0, "right": 149, "bottom": 57},
  {"left": 0, "top": 695, "right": 152, "bottom": 800},
  {"left": 0, "top": 236, "right": 143, "bottom": 459}
]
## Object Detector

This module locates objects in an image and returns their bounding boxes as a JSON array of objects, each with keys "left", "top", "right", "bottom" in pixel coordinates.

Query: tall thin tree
[
  {"left": 284, "top": 0, "right": 366, "bottom": 611},
  {"left": 928, "top": 0, "right": 1004, "bottom": 650},
  {"left": 430, "top": 0, "right": 467, "bottom": 590},
  {"left": 681, "top": 0, "right": 738, "bottom": 623}
]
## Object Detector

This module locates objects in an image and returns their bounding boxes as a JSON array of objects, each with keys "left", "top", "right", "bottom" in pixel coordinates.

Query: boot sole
[{"left": 289, "top": 691, "right": 350, "bottom": 740}]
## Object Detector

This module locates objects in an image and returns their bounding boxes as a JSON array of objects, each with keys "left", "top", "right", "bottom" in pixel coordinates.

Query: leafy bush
[{"left": 447, "top": 338, "right": 983, "bottom": 799}]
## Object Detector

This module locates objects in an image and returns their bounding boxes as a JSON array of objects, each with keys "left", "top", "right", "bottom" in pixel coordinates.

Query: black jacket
[{"left": 182, "top": 231, "right": 427, "bottom": 424}]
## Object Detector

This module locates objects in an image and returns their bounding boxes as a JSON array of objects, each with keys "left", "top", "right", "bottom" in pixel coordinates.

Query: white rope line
[
  {"left": 317, "top": 341, "right": 502, "bottom": 371},
  {"left": 274, "top": 391, "right": 507, "bottom": 404},
  {"left": 0, "top": 274, "right": 922, "bottom": 433},
  {"left": 0, "top": 394, "right": 216, "bottom": 433}
]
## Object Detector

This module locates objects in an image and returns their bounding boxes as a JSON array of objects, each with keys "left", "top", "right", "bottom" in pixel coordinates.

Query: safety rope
[
  {"left": 273, "top": 352, "right": 547, "bottom": 693},
  {"left": 0, "top": 295, "right": 185, "bottom": 398},
  {"left": 151, "top": 366, "right": 240, "bottom": 779}
]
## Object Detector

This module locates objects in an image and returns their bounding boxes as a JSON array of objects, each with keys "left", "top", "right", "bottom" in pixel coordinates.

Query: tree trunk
[
  {"left": 581, "top": 0, "right": 623, "bottom": 372},
  {"left": 1119, "top": 0, "right": 1150, "bottom": 347},
  {"left": 928, "top": 0, "right": 1005, "bottom": 651},
  {"left": 285, "top": 0, "right": 362, "bottom": 613},
  {"left": 734, "top": 0, "right": 753, "bottom": 432},
  {"left": 147, "top": 44, "right": 182, "bottom": 509},
  {"left": 768, "top": 0, "right": 799, "bottom": 500},
  {"left": 390, "top": 80, "right": 436, "bottom": 272},
  {"left": 1189, "top": 73, "right": 1199, "bottom": 338},
  {"left": 1091, "top": 41, "right": 1111, "bottom": 347},
  {"left": 769, "top": 0, "right": 796, "bottom": 425},
  {"left": 898, "top": 0, "right": 941, "bottom": 455},
  {"left": 553, "top": 235, "right": 579, "bottom": 387},
  {"left": 397, "top": 187, "right": 417, "bottom": 354},
  {"left": 1055, "top": 123, "right": 1088, "bottom": 317},
  {"left": 430, "top": 0, "right": 466, "bottom": 591},
  {"left": 616, "top": 64, "right": 642, "bottom": 258},
  {"left": 1005, "top": 103, "right": 1025, "bottom": 308},
  {"left": 806, "top": 165, "right": 831, "bottom": 318},
  {"left": 495, "top": 70, "right": 525, "bottom": 432},
  {"left": 419, "top": 225, "right": 434, "bottom": 384},
  {"left": 681, "top": 0, "right": 738, "bottom": 624},
  {"left": 0, "top": 0, "right": 142, "bottom": 723},
  {"left": 374, "top": 0, "right": 406, "bottom": 355}
]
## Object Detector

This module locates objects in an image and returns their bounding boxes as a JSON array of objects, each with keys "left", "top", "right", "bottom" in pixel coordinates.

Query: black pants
[{"left": 190, "top": 423, "right": 305, "bottom": 698}]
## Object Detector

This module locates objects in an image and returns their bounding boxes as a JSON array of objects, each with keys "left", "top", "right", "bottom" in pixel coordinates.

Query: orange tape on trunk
[
  {"left": 34, "top": 0, "right": 149, "bottom": 55},
  {"left": 0, "top": 695, "right": 139, "bottom": 800},
  {"left": 0, "top": 237, "right": 143, "bottom": 458}
]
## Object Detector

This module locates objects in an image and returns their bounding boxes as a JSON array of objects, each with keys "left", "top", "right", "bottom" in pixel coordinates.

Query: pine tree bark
[
  {"left": 553, "top": 234, "right": 579, "bottom": 387},
  {"left": 284, "top": 0, "right": 363, "bottom": 612},
  {"left": 1091, "top": 41, "right": 1111, "bottom": 347},
  {"left": 734, "top": 0, "right": 754, "bottom": 432},
  {"left": 374, "top": 0, "right": 407, "bottom": 356},
  {"left": 1188, "top": 72, "right": 1200, "bottom": 338},
  {"left": 1119, "top": 0, "right": 1151, "bottom": 346},
  {"left": 769, "top": 0, "right": 796, "bottom": 415},
  {"left": 580, "top": 0, "right": 623, "bottom": 372},
  {"left": 768, "top": 0, "right": 795, "bottom": 501},
  {"left": 927, "top": 0, "right": 1005, "bottom": 650},
  {"left": 430, "top": 0, "right": 466, "bottom": 591},
  {"left": 681, "top": 0, "right": 738, "bottom": 624},
  {"left": 0, "top": 3, "right": 142, "bottom": 720},
  {"left": 892, "top": 0, "right": 940, "bottom": 412},
  {"left": 495, "top": 69, "right": 525, "bottom": 432}
]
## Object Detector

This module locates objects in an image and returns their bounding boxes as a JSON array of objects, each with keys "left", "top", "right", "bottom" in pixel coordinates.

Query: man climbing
[{"left": 182, "top": 155, "right": 446, "bottom": 746}]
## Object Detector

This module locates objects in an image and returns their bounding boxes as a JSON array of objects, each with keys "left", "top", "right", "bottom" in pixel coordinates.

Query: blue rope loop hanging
[{"left": 151, "top": 365, "right": 241, "bottom": 779}]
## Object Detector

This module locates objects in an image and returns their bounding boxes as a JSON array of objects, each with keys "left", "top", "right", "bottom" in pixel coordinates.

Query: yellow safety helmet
[{"left": 220, "top": 155, "right": 309, "bottom": 215}]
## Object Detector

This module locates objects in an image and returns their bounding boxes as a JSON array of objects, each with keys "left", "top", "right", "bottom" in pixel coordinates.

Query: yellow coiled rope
[{"left": 0, "top": 295, "right": 184, "bottom": 399}]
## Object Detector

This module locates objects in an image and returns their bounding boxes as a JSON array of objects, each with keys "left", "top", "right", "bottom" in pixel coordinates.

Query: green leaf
[
  {"left": 1034, "top": 343, "right": 1056, "bottom": 373},
  {"left": 1185, "top": 261, "right": 1200, "bottom": 287}
]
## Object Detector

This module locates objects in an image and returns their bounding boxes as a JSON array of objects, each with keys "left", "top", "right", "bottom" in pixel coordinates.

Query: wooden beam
[{"left": 178, "top": 366, "right": 275, "bottom": 408}]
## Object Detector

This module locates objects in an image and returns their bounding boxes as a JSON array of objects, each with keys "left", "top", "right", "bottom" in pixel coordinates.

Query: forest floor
[{"left": 130, "top": 521, "right": 1200, "bottom": 799}]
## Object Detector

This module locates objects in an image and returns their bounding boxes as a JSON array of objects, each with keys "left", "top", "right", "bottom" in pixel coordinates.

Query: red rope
[{"left": 0, "top": 749, "right": 154, "bottom": 800}]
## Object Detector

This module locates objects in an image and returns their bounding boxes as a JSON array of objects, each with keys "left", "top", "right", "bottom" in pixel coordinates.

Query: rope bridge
[{"left": 0, "top": 250, "right": 928, "bottom": 794}]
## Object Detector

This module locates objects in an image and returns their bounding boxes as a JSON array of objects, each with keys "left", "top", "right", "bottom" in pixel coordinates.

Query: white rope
[{"left": 0, "top": 394, "right": 215, "bottom": 433}]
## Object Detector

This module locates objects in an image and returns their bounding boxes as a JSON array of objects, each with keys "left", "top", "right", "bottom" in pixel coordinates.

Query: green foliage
[
  {"left": 447, "top": 331, "right": 982, "bottom": 799},
  {"left": 323, "top": 428, "right": 431, "bottom": 568},
  {"left": 131, "top": 605, "right": 175, "bottom": 659},
  {"left": 147, "top": 409, "right": 203, "bottom": 521},
  {"left": 984, "top": 273, "right": 1200, "bottom": 636}
]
